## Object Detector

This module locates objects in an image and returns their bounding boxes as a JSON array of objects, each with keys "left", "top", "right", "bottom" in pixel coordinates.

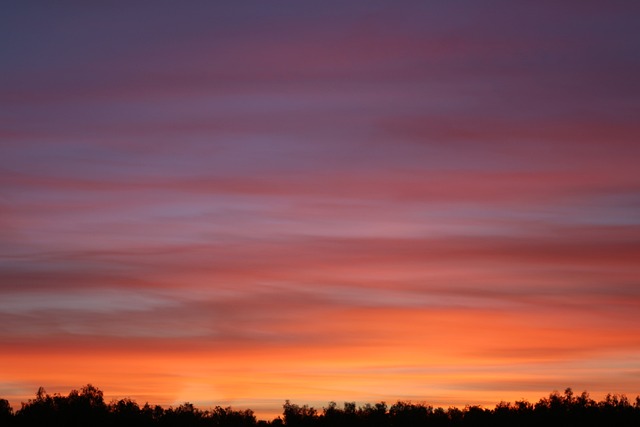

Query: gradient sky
[{"left": 1, "top": 0, "right": 640, "bottom": 418}]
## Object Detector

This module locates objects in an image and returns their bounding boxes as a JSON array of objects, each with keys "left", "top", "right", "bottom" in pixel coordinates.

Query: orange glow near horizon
[{"left": 3, "top": 303, "right": 640, "bottom": 417}]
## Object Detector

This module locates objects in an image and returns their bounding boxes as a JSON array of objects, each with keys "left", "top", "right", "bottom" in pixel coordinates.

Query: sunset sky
[{"left": 1, "top": 1, "right": 639, "bottom": 418}]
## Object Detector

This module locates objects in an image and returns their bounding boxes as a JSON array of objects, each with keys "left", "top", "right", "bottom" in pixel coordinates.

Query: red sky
[{"left": 1, "top": 1, "right": 639, "bottom": 419}]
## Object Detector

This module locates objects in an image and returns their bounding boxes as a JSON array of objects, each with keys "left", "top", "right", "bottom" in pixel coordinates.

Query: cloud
[{"left": 1, "top": 0, "right": 639, "bottom": 418}]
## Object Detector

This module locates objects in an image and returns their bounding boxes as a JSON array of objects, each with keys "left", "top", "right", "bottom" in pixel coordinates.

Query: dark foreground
[{"left": 1, "top": 385, "right": 639, "bottom": 427}]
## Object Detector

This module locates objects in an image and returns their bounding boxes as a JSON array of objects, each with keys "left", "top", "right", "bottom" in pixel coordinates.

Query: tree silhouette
[
  {"left": 0, "top": 398, "right": 13, "bottom": 426},
  {"left": 2, "top": 385, "right": 640, "bottom": 427},
  {"left": 389, "top": 401, "right": 432, "bottom": 427},
  {"left": 109, "top": 398, "right": 144, "bottom": 427},
  {"left": 283, "top": 400, "right": 317, "bottom": 427},
  {"left": 357, "top": 402, "right": 388, "bottom": 427},
  {"left": 209, "top": 405, "right": 257, "bottom": 427}
]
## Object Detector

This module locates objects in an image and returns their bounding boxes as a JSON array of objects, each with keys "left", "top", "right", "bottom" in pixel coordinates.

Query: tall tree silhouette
[{"left": 0, "top": 398, "right": 13, "bottom": 426}]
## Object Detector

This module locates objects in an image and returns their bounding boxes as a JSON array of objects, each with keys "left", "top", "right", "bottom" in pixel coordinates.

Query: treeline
[{"left": 1, "top": 385, "right": 640, "bottom": 427}]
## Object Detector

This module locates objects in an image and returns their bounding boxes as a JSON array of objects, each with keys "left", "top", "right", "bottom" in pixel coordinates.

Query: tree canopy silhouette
[{"left": 1, "top": 385, "right": 639, "bottom": 427}]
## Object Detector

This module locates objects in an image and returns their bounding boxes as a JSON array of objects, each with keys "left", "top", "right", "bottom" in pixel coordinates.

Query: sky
[{"left": 1, "top": 0, "right": 640, "bottom": 418}]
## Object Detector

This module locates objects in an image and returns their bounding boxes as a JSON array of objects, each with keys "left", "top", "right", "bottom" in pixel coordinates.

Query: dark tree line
[
  {"left": 1, "top": 385, "right": 639, "bottom": 427},
  {"left": 0, "top": 385, "right": 255, "bottom": 427}
]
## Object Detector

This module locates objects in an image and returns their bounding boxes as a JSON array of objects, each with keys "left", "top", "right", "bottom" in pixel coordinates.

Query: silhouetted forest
[{"left": 1, "top": 385, "right": 639, "bottom": 427}]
